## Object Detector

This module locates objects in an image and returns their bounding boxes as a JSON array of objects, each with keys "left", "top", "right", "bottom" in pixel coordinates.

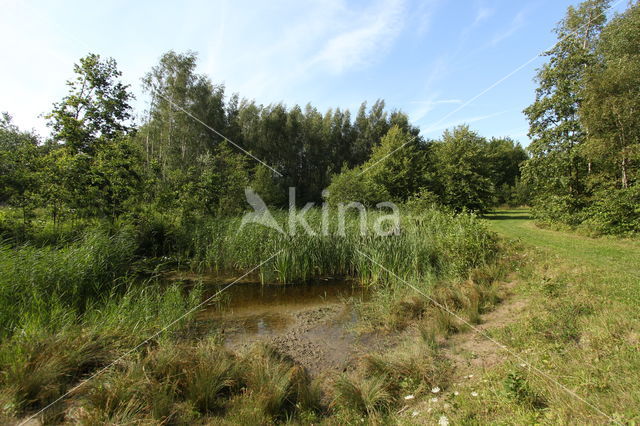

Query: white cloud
[
  {"left": 414, "top": 0, "right": 440, "bottom": 36},
  {"left": 473, "top": 4, "right": 494, "bottom": 26},
  {"left": 201, "top": 0, "right": 408, "bottom": 105},
  {"left": 458, "top": 1, "right": 494, "bottom": 42},
  {"left": 409, "top": 98, "right": 462, "bottom": 123},
  {"left": 490, "top": 9, "right": 526, "bottom": 46},
  {"left": 308, "top": 0, "right": 406, "bottom": 74}
]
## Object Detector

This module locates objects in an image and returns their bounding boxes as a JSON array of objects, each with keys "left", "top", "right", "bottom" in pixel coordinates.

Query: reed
[
  {"left": 0, "top": 206, "right": 501, "bottom": 423},
  {"left": 188, "top": 208, "right": 498, "bottom": 289}
]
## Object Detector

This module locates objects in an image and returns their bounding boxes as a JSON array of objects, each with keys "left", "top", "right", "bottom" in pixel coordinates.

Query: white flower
[
  {"left": 404, "top": 394, "right": 415, "bottom": 400},
  {"left": 430, "top": 397, "right": 438, "bottom": 403},
  {"left": 520, "top": 363, "right": 527, "bottom": 367},
  {"left": 438, "top": 415, "right": 450, "bottom": 426},
  {"left": 467, "top": 374, "right": 474, "bottom": 379},
  {"left": 412, "top": 411, "right": 420, "bottom": 417},
  {"left": 443, "top": 403, "right": 451, "bottom": 410},
  {"left": 454, "top": 391, "right": 460, "bottom": 396},
  {"left": 471, "top": 391, "right": 479, "bottom": 397},
  {"left": 431, "top": 386, "right": 441, "bottom": 393}
]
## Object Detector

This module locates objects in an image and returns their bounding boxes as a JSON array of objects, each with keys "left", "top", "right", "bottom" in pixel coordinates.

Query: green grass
[
  {"left": 188, "top": 208, "right": 498, "bottom": 285},
  {"left": 0, "top": 206, "right": 507, "bottom": 424},
  {"left": 486, "top": 208, "right": 640, "bottom": 303},
  {"left": 430, "top": 208, "right": 640, "bottom": 424},
  {"left": 0, "top": 282, "right": 203, "bottom": 423}
]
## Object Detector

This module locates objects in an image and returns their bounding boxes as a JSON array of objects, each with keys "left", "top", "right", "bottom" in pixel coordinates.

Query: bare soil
[{"left": 221, "top": 303, "right": 402, "bottom": 377}]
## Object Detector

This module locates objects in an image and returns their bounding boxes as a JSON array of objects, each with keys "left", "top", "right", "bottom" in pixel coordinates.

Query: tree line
[
  {"left": 1, "top": 50, "right": 527, "bottom": 231},
  {"left": 523, "top": 0, "right": 640, "bottom": 234}
]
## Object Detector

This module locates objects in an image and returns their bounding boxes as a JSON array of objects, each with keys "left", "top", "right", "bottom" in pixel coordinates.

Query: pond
[{"left": 169, "top": 272, "right": 369, "bottom": 350}]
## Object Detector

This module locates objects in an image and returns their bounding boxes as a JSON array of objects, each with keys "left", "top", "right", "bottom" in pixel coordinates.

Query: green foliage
[
  {"left": 523, "top": 0, "right": 610, "bottom": 200},
  {"left": 178, "top": 142, "right": 249, "bottom": 216},
  {"left": 432, "top": 125, "right": 496, "bottom": 212},
  {"left": 38, "top": 54, "right": 141, "bottom": 222},
  {"left": 530, "top": 194, "right": 585, "bottom": 227},
  {"left": 138, "top": 52, "right": 418, "bottom": 207},
  {"left": 327, "top": 124, "right": 527, "bottom": 212},
  {"left": 405, "top": 187, "right": 442, "bottom": 211},
  {"left": 3, "top": 49, "right": 532, "bottom": 228},
  {"left": 250, "top": 163, "right": 286, "bottom": 206},
  {"left": 365, "top": 125, "right": 430, "bottom": 201},
  {"left": 92, "top": 137, "right": 144, "bottom": 219},
  {"left": 487, "top": 137, "right": 529, "bottom": 205},
  {"left": 581, "top": 2, "right": 640, "bottom": 189},
  {"left": 523, "top": 0, "right": 640, "bottom": 234},
  {"left": 47, "top": 53, "right": 133, "bottom": 155},
  {"left": 580, "top": 186, "right": 640, "bottom": 235},
  {"left": 0, "top": 114, "right": 42, "bottom": 222},
  {"left": 503, "top": 371, "right": 547, "bottom": 409},
  {"left": 326, "top": 165, "right": 390, "bottom": 207}
]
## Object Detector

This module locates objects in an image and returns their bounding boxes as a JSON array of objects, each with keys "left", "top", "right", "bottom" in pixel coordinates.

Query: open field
[{"left": 432, "top": 209, "right": 640, "bottom": 424}]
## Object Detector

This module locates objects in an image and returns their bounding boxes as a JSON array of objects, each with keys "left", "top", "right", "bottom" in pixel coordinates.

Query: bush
[
  {"left": 405, "top": 187, "right": 442, "bottom": 211},
  {"left": 531, "top": 194, "right": 586, "bottom": 227},
  {"left": 532, "top": 186, "right": 640, "bottom": 235},
  {"left": 326, "top": 166, "right": 391, "bottom": 207},
  {"left": 580, "top": 186, "right": 640, "bottom": 235}
]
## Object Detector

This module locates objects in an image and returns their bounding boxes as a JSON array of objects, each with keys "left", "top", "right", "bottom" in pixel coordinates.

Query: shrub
[
  {"left": 580, "top": 186, "right": 640, "bottom": 235},
  {"left": 326, "top": 166, "right": 391, "bottom": 207}
]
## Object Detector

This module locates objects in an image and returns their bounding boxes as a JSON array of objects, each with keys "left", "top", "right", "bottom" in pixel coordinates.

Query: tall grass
[
  {"left": 67, "top": 341, "right": 321, "bottom": 424},
  {"left": 330, "top": 336, "right": 454, "bottom": 422},
  {"left": 0, "top": 228, "right": 137, "bottom": 337},
  {"left": 0, "top": 282, "right": 202, "bottom": 421},
  {"left": 0, "top": 206, "right": 502, "bottom": 423},
  {"left": 186, "top": 208, "right": 498, "bottom": 286}
]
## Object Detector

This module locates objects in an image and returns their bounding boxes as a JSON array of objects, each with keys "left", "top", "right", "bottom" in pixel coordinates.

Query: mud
[{"left": 169, "top": 272, "right": 396, "bottom": 375}]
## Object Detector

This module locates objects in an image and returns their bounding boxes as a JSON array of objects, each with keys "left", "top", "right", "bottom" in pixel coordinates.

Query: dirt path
[{"left": 442, "top": 281, "right": 526, "bottom": 378}]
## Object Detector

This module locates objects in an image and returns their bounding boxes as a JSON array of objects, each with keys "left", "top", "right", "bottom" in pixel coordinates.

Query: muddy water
[
  {"left": 203, "top": 279, "right": 365, "bottom": 337},
  {"left": 170, "top": 272, "right": 373, "bottom": 373}
]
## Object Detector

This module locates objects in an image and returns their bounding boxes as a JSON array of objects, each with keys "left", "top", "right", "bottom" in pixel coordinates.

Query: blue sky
[{"left": 0, "top": 0, "right": 629, "bottom": 145}]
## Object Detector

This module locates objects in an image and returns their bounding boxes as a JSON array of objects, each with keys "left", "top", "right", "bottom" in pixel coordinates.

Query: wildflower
[
  {"left": 404, "top": 394, "right": 415, "bottom": 400},
  {"left": 431, "top": 386, "right": 441, "bottom": 393},
  {"left": 471, "top": 391, "right": 479, "bottom": 397},
  {"left": 438, "top": 415, "right": 450, "bottom": 426},
  {"left": 430, "top": 397, "right": 438, "bottom": 403},
  {"left": 454, "top": 391, "right": 460, "bottom": 396},
  {"left": 412, "top": 411, "right": 420, "bottom": 417},
  {"left": 520, "top": 363, "right": 527, "bottom": 367}
]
